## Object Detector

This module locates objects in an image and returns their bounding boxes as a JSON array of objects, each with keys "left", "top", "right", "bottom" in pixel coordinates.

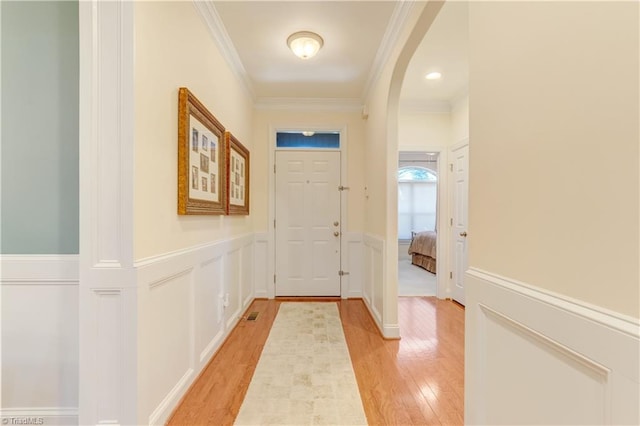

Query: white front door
[
  {"left": 275, "top": 151, "right": 341, "bottom": 296},
  {"left": 451, "top": 144, "right": 469, "bottom": 305}
]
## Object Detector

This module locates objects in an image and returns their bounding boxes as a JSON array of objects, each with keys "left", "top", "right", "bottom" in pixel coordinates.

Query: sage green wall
[{"left": 1, "top": 1, "right": 79, "bottom": 254}]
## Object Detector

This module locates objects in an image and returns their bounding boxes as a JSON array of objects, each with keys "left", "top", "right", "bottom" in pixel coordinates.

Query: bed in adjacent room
[{"left": 408, "top": 230, "right": 437, "bottom": 274}]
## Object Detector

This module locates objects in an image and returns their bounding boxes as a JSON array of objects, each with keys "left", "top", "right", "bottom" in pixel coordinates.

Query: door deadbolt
[
  {"left": 460, "top": 231, "right": 468, "bottom": 237},
  {"left": 333, "top": 221, "right": 339, "bottom": 226}
]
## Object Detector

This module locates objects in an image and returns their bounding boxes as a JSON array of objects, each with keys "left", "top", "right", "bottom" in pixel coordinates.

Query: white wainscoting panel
[
  {"left": 465, "top": 268, "right": 640, "bottom": 425},
  {"left": 363, "top": 234, "right": 384, "bottom": 335},
  {"left": 344, "top": 233, "right": 363, "bottom": 298},
  {"left": 241, "top": 243, "right": 254, "bottom": 308},
  {"left": 135, "top": 234, "right": 254, "bottom": 426},
  {"left": 253, "top": 233, "right": 269, "bottom": 299},
  {"left": 0, "top": 255, "right": 80, "bottom": 424}
]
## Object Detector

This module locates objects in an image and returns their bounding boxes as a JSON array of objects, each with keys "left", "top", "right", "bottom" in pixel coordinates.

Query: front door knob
[
  {"left": 333, "top": 231, "right": 340, "bottom": 237},
  {"left": 460, "top": 231, "right": 468, "bottom": 237}
]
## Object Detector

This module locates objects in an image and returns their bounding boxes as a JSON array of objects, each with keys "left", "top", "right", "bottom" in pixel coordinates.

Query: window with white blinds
[{"left": 398, "top": 166, "right": 437, "bottom": 240}]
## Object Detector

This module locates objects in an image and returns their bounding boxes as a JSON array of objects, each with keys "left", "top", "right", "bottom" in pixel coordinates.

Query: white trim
[
  {"left": 0, "top": 407, "right": 79, "bottom": 425},
  {"left": 147, "top": 368, "right": 194, "bottom": 426},
  {"left": 136, "top": 234, "right": 255, "bottom": 425},
  {"left": 0, "top": 255, "right": 79, "bottom": 283},
  {"left": 254, "top": 97, "right": 362, "bottom": 112},
  {"left": 467, "top": 268, "right": 640, "bottom": 337},
  {"left": 192, "top": 1, "right": 255, "bottom": 101},
  {"left": 465, "top": 268, "right": 640, "bottom": 425},
  {"left": 134, "top": 233, "right": 254, "bottom": 268},
  {"left": 362, "top": 233, "right": 400, "bottom": 338},
  {"left": 0, "top": 408, "right": 78, "bottom": 417},
  {"left": 362, "top": 1, "right": 416, "bottom": 103},
  {"left": 0, "top": 256, "right": 80, "bottom": 421},
  {"left": 79, "top": 2, "right": 137, "bottom": 424},
  {"left": 253, "top": 232, "right": 269, "bottom": 299},
  {"left": 344, "top": 233, "right": 364, "bottom": 298}
]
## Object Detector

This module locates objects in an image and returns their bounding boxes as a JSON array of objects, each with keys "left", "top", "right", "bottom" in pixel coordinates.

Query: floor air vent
[{"left": 246, "top": 312, "right": 259, "bottom": 321}]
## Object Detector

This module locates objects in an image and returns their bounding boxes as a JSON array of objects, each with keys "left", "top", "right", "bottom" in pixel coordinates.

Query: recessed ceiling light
[{"left": 425, "top": 72, "right": 442, "bottom": 80}]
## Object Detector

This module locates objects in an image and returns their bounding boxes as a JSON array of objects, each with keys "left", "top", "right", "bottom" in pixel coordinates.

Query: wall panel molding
[
  {"left": 363, "top": 234, "right": 387, "bottom": 336},
  {"left": 135, "top": 234, "right": 255, "bottom": 425},
  {"left": 253, "top": 233, "right": 269, "bottom": 299},
  {"left": 466, "top": 267, "right": 639, "bottom": 425},
  {"left": 344, "top": 233, "right": 364, "bottom": 298},
  {"left": 0, "top": 256, "right": 80, "bottom": 424}
]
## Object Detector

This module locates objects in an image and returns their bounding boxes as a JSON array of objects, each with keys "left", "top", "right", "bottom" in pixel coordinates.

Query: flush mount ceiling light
[
  {"left": 287, "top": 31, "right": 324, "bottom": 60},
  {"left": 425, "top": 71, "right": 442, "bottom": 80},
  {"left": 302, "top": 131, "right": 315, "bottom": 137}
]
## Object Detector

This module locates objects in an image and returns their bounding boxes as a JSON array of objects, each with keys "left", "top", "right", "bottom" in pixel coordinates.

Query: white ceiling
[
  {"left": 210, "top": 1, "right": 468, "bottom": 106},
  {"left": 400, "top": 1, "right": 469, "bottom": 109}
]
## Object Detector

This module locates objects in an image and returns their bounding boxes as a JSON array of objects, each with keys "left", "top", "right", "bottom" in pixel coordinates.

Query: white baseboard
[
  {"left": 0, "top": 407, "right": 78, "bottom": 426},
  {"left": 465, "top": 268, "right": 640, "bottom": 425}
]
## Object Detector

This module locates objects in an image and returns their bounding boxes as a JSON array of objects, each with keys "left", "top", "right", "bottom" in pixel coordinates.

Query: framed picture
[
  {"left": 225, "top": 131, "right": 250, "bottom": 215},
  {"left": 177, "top": 87, "right": 227, "bottom": 215}
]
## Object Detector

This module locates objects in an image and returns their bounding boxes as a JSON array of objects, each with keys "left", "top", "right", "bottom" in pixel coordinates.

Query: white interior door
[
  {"left": 275, "top": 151, "right": 341, "bottom": 296},
  {"left": 451, "top": 144, "right": 469, "bottom": 305}
]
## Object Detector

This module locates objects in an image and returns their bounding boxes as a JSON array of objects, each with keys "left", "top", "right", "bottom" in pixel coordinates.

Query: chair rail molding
[{"left": 465, "top": 267, "right": 640, "bottom": 425}]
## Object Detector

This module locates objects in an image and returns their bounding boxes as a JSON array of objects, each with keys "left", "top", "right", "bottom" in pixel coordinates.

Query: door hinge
[
  {"left": 274, "top": 219, "right": 276, "bottom": 229},
  {"left": 339, "top": 270, "right": 350, "bottom": 276},
  {"left": 450, "top": 218, "right": 453, "bottom": 226},
  {"left": 274, "top": 164, "right": 276, "bottom": 173},
  {"left": 338, "top": 186, "right": 350, "bottom": 191},
  {"left": 450, "top": 164, "right": 453, "bottom": 172},
  {"left": 274, "top": 274, "right": 276, "bottom": 284},
  {"left": 450, "top": 272, "right": 453, "bottom": 279}
]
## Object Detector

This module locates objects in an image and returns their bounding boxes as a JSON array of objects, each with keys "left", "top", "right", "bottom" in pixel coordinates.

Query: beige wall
[
  {"left": 398, "top": 111, "right": 452, "bottom": 149},
  {"left": 134, "top": 2, "right": 254, "bottom": 260},
  {"left": 451, "top": 95, "right": 469, "bottom": 144},
  {"left": 468, "top": 1, "right": 639, "bottom": 317},
  {"left": 251, "top": 109, "right": 366, "bottom": 233}
]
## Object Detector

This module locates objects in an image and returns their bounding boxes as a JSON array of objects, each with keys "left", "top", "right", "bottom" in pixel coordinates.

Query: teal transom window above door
[{"left": 276, "top": 131, "right": 340, "bottom": 149}]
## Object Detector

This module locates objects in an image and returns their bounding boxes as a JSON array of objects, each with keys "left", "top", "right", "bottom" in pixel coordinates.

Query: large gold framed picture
[
  {"left": 177, "top": 88, "right": 227, "bottom": 215},
  {"left": 225, "top": 132, "right": 250, "bottom": 215}
]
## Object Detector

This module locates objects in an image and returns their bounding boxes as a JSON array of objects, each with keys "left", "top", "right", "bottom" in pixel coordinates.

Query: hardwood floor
[{"left": 168, "top": 297, "right": 464, "bottom": 425}]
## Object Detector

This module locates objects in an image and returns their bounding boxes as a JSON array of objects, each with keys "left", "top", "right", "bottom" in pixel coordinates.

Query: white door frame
[
  {"left": 267, "top": 125, "right": 349, "bottom": 299},
  {"left": 449, "top": 137, "right": 469, "bottom": 303},
  {"left": 398, "top": 145, "right": 450, "bottom": 299}
]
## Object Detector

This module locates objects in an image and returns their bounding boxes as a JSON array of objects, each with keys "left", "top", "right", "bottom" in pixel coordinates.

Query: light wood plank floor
[{"left": 168, "top": 297, "right": 464, "bottom": 425}]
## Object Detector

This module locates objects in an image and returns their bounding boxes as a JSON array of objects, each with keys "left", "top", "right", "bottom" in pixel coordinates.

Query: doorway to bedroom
[{"left": 398, "top": 151, "right": 439, "bottom": 296}]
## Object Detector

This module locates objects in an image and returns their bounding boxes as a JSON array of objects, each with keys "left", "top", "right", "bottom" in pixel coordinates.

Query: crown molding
[
  {"left": 192, "top": 1, "right": 255, "bottom": 101},
  {"left": 399, "top": 99, "right": 451, "bottom": 114},
  {"left": 361, "top": 1, "right": 416, "bottom": 104},
  {"left": 254, "top": 97, "right": 363, "bottom": 112}
]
